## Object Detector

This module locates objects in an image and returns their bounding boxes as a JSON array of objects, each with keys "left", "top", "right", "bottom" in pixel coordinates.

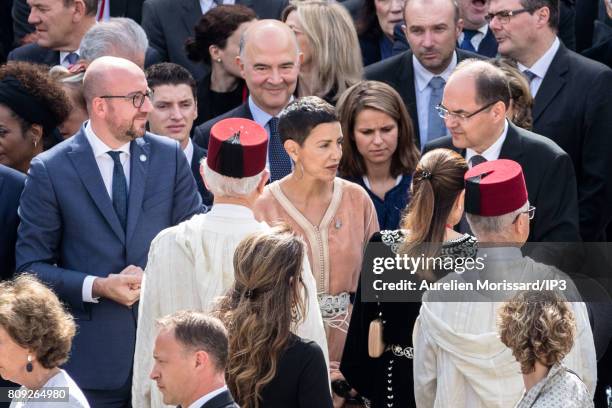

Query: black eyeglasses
[
  {"left": 484, "top": 8, "right": 532, "bottom": 24},
  {"left": 99, "top": 89, "right": 153, "bottom": 108},
  {"left": 436, "top": 101, "right": 498, "bottom": 121},
  {"left": 513, "top": 205, "right": 536, "bottom": 224}
]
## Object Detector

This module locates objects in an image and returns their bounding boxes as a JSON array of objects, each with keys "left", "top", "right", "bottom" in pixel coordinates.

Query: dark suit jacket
[
  {"left": 531, "top": 43, "right": 612, "bottom": 241},
  {"left": 424, "top": 122, "right": 581, "bottom": 243},
  {"left": 199, "top": 389, "right": 239, "bottom": 408},
  {"left": 457, "top": 28, "right": 498, "bottom": 58},
  {"left": 15, "top": 129, "right": 202, "bottom": 390},
  {"left": 142, "top": 0, "right": 288, "bottom": 81},
  {"left": 7, "top": 42, "right": 162, "bottom": 68},
  {"left": 364, "top": 49, "right": 480, "bottom": 148},
  {"left": 193, "top": 102, "right": 253, "bottom": 149},
  {"left": 191, "top": 142, "right": 214, "bottom": 207},
  {"left": 11, "top": 0, "right": 145, "bottom": 44},
  {"left": 0, "top": 165, "right": 25, "bottom": 281}
]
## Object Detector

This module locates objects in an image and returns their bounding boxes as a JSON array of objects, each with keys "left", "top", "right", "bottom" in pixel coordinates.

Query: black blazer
[
  {"left": 199, "top": 389, "right": 239, "bottom": 408},
  {"left": 531, "top": 43, "right": 612, "bottom": 241},
  {"left": 7, "top": 42, "right": 162, "bottom": 68},
  {"left": 193, "top": 102, "right": 253, "bottom": 149},
  {"left": 457, "top": 28, "right": 498, "bottom": 58},
  {"left": 0, "top": 165, "right": 26, "bottom": 280},
  {"left": 364, "top": 49, "right": 480, "bottom": 148},
  {"left": 191, "top": 142, "right": 214, "bottom": 207},
  {"left": 359, "top": 33, "right": 383, "bottom": 67},
  {"left": 424, "top": 122, "right": 581, "bottom": 243},
  {"left": 142, "top": 0, "right": 289, "bottom": 82}
]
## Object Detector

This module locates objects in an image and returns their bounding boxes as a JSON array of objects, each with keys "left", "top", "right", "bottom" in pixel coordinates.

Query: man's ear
[
  {"left": 73, "top": 0, "right": 87, "bottom": 21},
  {"left": 194, "top": 350, "right": 209, "bottom": 369}
]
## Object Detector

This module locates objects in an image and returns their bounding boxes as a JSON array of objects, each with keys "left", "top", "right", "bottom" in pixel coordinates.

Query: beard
[{"left": 108, "top": 114, "right": 147, "bottom": 143}]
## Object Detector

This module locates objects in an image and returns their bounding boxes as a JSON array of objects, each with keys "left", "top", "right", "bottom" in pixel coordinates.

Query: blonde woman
[
  {"left": 216, "top": 225, "right": 333, "bottom": 408},
  {"left": 282, "top": 1, "right": 363, "bottom": 103}
]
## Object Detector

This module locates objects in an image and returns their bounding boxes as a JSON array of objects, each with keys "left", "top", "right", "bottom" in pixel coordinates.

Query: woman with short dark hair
[
  {"left": 0, "top": 62, "right": 70, "bottom": 173},
  {"left": 0, "top": 275, "right": 89, "bottom": 407}
]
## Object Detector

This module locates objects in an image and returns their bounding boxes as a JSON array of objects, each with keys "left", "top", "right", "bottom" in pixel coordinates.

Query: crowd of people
[{"left": 0, "top": 0, "right": 611, "bottom": 407}]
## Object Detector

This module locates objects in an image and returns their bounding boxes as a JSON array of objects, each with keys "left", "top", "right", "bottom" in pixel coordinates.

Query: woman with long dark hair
[
  {"left": 341, "top": 148, "right": 476, "bottom": 408},
  {"left": 216, "top": 225, "right": 332, "bottom": 408}
]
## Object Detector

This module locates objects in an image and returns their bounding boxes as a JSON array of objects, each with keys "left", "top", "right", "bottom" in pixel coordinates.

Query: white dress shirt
[
  {"left": 457, "top": 24, "right": 489, "bottom": 53},
  {"left": 199, "top": 0, "right": 235, "bottom": 14},
  {"left": 465, "top": 120, "right": 508, "bottom": 166},
  {"left": 413, "top": 52, "right": 458, "bottom": 149},
  {"left": 518, "top": 37, "right": 560, "bottom": 97},
  {"left": 187, "top": 386, "right": 228, "bottom": 408},
  {"left": 184, "top": 138, "right": 194, "bottom": 166},
  {"left": 81, "top": 121, "right": 131, "bottom": 302},
  {"left": 96, "top": 0, "right": 110, "bottom": 21},
  {"left": 59, "top": 48, "right": 81, "bottom": 67}
]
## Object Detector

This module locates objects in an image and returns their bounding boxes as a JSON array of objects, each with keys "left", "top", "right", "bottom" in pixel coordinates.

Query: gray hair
[
  {"left": 201, "top": 159, "right": 265, "bottom": 197},
  {"left": 80, "top": 18, "right": 149, "bottom": 63},
  {"left": 467, "top": 201, "right": 529, "bottom": 237}
]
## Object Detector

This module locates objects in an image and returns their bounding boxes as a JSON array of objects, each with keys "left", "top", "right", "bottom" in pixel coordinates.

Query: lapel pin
[{"left": 139, "top": 154, "right": 147, "bottom": 162}]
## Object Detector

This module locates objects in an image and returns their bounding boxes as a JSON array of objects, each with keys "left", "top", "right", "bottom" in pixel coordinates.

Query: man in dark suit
[
  {"left": 490, "top": 0, "right": 612, "bottom": 241},
  {"left": 12, "top": 0, "right": 145, "bottom": 45},
  {"left": 141, "top": 0, "right": 289, "bottom": 81},
  {"left": 456, "top": 0, "right": 498, "bottom": 57},
  {"left": 146, "top": 62, "right": 213, "bottom": 207},
  {"left": 424, "top": 59, "right": 580, "bottom": 243},
  {"left": 151, "top": 311, "right": 238, "bottom": 408},
  {"left": 9, "top": 0, "right": 96, "bottom": 67},
  {"left": 193, "top": 20, "right": 299, "bottom": 182},
  {"left": 16, "top": 56, "right": 202, "bottom": 407},
  {"left": 0, "top": 164, "right": 25, "bottom": 281},
  {"left": 365, "top": 0, "right": 480, "bottom": 150}
]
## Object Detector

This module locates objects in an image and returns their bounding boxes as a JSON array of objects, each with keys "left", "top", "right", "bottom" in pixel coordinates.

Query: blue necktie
[
  {"left": 460, "top": 30, "right": 478, "bottom": 52},
  {"left": 523, "top": 70, "right": 537, "bottom": 84},
  {"left": 65, "top": 52, "right": 79, "bottom": 66},
  {"left": 267, "top": 117, "right": 292, "bottom": 182},
  {"left": 107, "top": 151, "right": 128, "bottom": 231},
  {"left": 427, "top": 76, "right": 447, "bottom": 142}
]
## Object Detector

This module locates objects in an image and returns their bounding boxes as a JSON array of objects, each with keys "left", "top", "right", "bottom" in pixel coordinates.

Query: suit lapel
[
  {"left": 181, "top": 0, "right": 202, "bottom": 33},
  {"left": 499, "top": 122, "right": 524, "bottom": 161},
  {"left": 126, "top": 137, "right": 150, "bottom": 243},
  {"left": 398, "top": 52, "right": 419, "bottom": 143},
  {"left": 237, "top": 0, "right": 254, "bottom": 9},
  {"left": 532, "top": 45, "right": 569, "bottom": 123},
  {"left": 109, "top": 0, "right": 127, "bottom": 15},
  {"left": 68, "top": 130, "right": 125, "bottom": 244}
]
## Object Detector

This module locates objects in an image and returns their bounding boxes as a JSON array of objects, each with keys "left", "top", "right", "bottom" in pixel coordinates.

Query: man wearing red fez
[
  {"left": 132, "top": 118, "right": 328, "bottom": 408},
  {"left": 423, "top": 59, "right": 580, "bottom": 244},
  {"left": 413, "top": 159, "right": 597, "bottom": 408}
]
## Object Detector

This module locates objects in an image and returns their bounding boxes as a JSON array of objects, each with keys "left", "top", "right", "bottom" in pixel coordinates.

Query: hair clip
[
  {"left": 244, "top": 289, "right": 254, "bottom": 299},
  {"left": 416, "top": 170, "right": 432, "bottom": 181}
]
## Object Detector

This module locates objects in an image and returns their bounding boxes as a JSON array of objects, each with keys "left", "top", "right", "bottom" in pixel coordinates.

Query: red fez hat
[
  {"left": 207, "top": 118, "right": 268, "bottom": 178},
  {"left": 464, "top": 159, "right": 528, "bottom": 216}
]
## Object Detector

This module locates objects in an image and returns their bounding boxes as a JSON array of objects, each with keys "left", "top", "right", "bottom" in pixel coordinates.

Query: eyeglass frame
[
  {"left": 98, "top": 88, "right": 154, "bottom": 109},
  {"left": 436, "top": 100, "right": 499, "bottom": 121},
  {"left": 513, "top": 205, "right": 536, "bottom": 224},
  {"left": 484, "top": 8, "right": 532, "bottom": 24}
]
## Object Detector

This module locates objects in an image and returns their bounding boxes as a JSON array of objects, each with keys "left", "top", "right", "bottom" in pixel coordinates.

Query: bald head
[
  {"left": 83, "top": 56, "right": 145, "bottom": 109},
  {"left": 239, "top": 19, "right": 299, "bottom": 58},
  {"left": 448, "top": 59, "right": 511, "bottom": 108}
]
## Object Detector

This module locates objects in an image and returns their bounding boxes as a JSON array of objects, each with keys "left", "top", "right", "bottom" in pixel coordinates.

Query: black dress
[
  {"left": 259, "top": 333, "right": 333, "bottom": 408},
  {"left": 341, "top": 230, "right": 477, "bottom": 408},
  {"left": 194, "top": 74, "right": 246, "bottom": 126}
]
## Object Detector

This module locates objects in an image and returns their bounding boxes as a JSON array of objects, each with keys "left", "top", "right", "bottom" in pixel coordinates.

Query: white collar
[
  {"left": 184, "top": 138, "right": 194, "bottom": 166},
  {"left": 413, "top": 51, "right": 458, "bottom": 92},
  {"left": 362, "top": 175, "right": 403, "bottom": 190},
  {"left": 59, "top": 48, "right": 80, "bottom": 63},
  {"left": 209, "top": 203, "right": 255, "bottom": 219},
  {"left": 187, "top": 386, "right": 228, "bottom": 408},
  {"left": 465, "top": 120, "right": 508, "bottom": 165},
  {"left": 247, "top": 96, "right": 294, "bottom": 129},
  {"left": 517, "top": 37, "right": 560, "bottom": 79},
  {"left": 476, "top": 24, "right": 489, "bottom": 36},
  {"left": 84, "top": 121, "right": 131, "bottom": 158}
]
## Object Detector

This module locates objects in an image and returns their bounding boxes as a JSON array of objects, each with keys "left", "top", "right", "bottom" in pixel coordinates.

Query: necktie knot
[
  {"left": 107, "top": 150, "right": 122, "bottom": 163},
  {"left": 65, "top": 52, "right": 79, "bottom": 66},
  {"left": 523, "top": 70, "right": 537, "bottom": 83},
  {"left": 469, "top": 154, "right": 487, "bottom": 167},
  {"left": 463, "top": 29, "right": 478, "bottom": 41},
  {"left": 429, "top": 76, "right": 445, "bottom": 90}
]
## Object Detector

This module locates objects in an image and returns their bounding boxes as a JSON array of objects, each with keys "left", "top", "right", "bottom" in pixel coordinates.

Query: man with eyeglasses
[
  {"left": 424, "top": 59, "right": 580, "bottom": 244},
  {"left": 365, "top": 0, "right": 482, "bottom": 150},
  {"left": 489, "top": 0, "right": 612, "bottom": 242},
  {"left": 15, "top": 56, "right": 203, "bottom": 407},
  {"left": 413, "top": 158, "right": 597, "bottom": 408}
]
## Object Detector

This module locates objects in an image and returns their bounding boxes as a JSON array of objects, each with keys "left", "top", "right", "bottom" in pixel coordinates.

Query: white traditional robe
[
  {"left": 413, "top": 247, "right": 597, "bottom": 408},
  {"left": 132, "top": 204, "right": 328, "bottom": 408}
]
